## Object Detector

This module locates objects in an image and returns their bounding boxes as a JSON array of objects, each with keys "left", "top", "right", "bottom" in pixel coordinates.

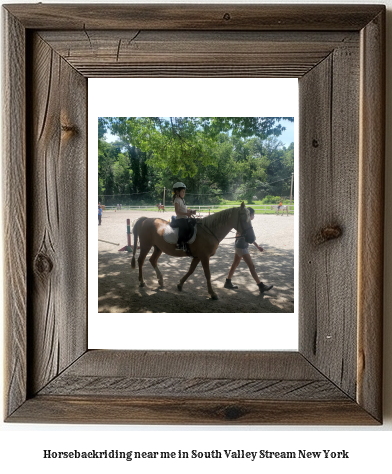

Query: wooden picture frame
[{"left": 3, "top": 4, "right": 385, "bottom": 424}]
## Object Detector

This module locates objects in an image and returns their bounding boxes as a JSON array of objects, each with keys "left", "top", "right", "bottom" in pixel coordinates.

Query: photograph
[{"left": 97, "top": 116, "right": 295, "bottom": 313}]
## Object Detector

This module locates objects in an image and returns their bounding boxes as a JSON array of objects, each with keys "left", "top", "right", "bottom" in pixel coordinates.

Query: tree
[
  {"left": 99, "top": 117, "right": 294, "bottom": 205},
  {"left": 201, "top": 117, "right": 293, "bottom": 140},
  {"left": 98, "top": 117, "right": 108, "bottom": 139},
  {"left": 263, "top": 138, "right": 294, "bottom": 196},
  {"left": 106, "top": 117, "right": 293, "bottom": 178},
  {"left": 112, "top": 153, "right": 133, "bottom": 195}
]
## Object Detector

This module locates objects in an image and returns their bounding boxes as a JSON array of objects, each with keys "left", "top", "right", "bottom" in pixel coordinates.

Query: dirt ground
[{"left": 98, "top": 209, "right": 294, "bottom": 313}]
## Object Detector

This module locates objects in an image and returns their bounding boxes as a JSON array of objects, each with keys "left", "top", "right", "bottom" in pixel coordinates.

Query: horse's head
[{"left": 236, "top": 202, "right": 256, "bottom": 243}]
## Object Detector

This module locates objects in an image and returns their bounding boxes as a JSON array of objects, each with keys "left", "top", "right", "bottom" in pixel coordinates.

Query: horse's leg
[
  {"left": 137, "top": 244, "right": 151, "bottom": 287},
  {"left": 200, "top": 256, "right": 218, "bottom": 300},
  {"left": 149, "top": 245, "right": 163, "bottom": 287},
  {"left": 177, "top": 257, "right": 200, "bottom": 291}
]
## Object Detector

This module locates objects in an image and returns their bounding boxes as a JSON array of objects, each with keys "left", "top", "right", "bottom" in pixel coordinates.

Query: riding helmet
[{"left": 172, "top": 182, "right": 186, "bottom": 189}]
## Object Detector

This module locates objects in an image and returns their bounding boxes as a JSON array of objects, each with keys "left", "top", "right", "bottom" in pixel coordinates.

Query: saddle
[{"left": 164, "top": 219, "right": 197, "bottom": 245}]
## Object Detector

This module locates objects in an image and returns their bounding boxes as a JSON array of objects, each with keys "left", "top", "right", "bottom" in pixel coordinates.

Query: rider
[
  {"left": 172, "top": 182, "right": 195, "bottom": 251},
  {"left": 278, "top": 199, "right": 283, "bottom": 210},
  {"left": 224, "top": 207, "right": 273, "bottom": 293}
]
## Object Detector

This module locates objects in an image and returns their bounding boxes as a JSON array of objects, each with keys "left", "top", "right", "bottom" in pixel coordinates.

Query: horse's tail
[{"left": 131, "top": 217, "right": 148, "bottom": 269}]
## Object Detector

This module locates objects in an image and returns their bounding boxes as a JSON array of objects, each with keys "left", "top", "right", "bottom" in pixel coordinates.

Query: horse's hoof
[
  {"left": 211, "top": 293, "right": 218, "bottom": 300},
  {"left": 177, "top": 284, "right": 182, "bottom": 291},
  {"left": 139, "top": 282, "right": 145, "bottom": 287}
]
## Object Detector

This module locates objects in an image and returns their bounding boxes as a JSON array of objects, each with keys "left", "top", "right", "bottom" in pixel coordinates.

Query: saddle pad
[{"left": 163, "top": 223, "right": 197, "bottom": 245}]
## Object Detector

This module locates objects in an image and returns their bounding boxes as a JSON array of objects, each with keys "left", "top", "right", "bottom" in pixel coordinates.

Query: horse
[
  {"left": 156, "top": 203, "right": 165, "bottom": 212},
  {"left": 271, "top": 204, "right": 288, "bottom": 216},
  {"left": 131, "top": 202, "right": 255, "bottom": 300}
]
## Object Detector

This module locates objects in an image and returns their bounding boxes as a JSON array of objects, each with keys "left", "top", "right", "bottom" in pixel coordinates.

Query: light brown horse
[
  {"left": 131, "top": 202, "right": 256, "bottom": 299},
  {"left": 156, "top": 203, "right": 165, "bottom": 212}
]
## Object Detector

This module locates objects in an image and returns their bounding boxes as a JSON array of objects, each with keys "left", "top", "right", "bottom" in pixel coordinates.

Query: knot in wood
[
  {"left": 314, "top": 225, "right": 342, "bottom": 245},
  {"left": 223, "top": 13, "right": 231, "bottom": 21},
  {"left": 61, "top": 124, "right": 78, "bottom": 134},
  {"left": 223, "top": 405, "right": 244, "bottom": 420},
  {"left": 34, "top": 252, "right": 53, "bottom": 275},
  {"left": 312, "top": 139, "right": 319, "bottom": 148}
]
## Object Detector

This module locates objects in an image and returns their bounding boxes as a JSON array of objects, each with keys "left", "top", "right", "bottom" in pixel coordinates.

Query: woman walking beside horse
[{"left": 224, "top": 207, "right": 273, "bottom": 293}]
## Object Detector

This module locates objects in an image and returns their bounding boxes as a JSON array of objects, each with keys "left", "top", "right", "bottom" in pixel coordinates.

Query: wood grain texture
[
  {"left": 39, "top": 376, "right": 347, "bottom": 400},
  {"left": 37, "top": 351, "right": 346, "bottom": 401},
  {"left": 4, "top": 4, "right": 384, "bottom": 31},
  {"left": 59, "top": 350, "right": 326, "bottom": 379},
  {"left": 2, "top": 4, "right": 385, "bottom": 425},
  {"left": 9, "top": 396, "right": 378, "bottom": 425},
  {"left": 12, "top": 351, "right": 375, "bottom": 424},
  {"left": 357, "top": 9, "right": 385, "bottom": 422},
  {"left": 2, "top": 9, "right": 28, "bottom": 419},
  {"left": 299, "top": 39, "right": 360, "bottom": 400},
  {"left": 26, "top": 33, "right": 87, "bottom": 396},
  {"left": 39, "top": 30, "right": 358, "bottom": 78}
]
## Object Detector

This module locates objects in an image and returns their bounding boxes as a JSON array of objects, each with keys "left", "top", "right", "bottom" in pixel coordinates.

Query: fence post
[{"left": 118, "top": 219, "right": 133, "bottom": 252}]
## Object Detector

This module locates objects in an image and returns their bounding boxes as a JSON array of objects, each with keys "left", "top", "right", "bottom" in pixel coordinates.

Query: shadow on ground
[{"left": 98, "top": 242, "right": 294, "bottom": 313}]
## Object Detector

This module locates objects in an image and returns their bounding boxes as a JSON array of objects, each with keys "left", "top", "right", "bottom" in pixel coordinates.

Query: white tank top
[{"left": 174, "top": 197, "right": 188, "bottom": 219}]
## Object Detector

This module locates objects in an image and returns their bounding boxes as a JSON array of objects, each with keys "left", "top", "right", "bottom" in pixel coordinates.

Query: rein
[
  {"left": 200, "top": 221, "right": 220, "bottom": 243},
  {"left": 200, "top": 208, "right": 252, "bottom": 242},
  {"left": 198, "top": 208, "right": 234, "bottom": 243}
]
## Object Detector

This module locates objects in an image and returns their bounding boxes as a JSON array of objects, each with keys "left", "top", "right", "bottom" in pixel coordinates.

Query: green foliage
[
  {"left": 112, "top": 153, "right": 132, "bottom": 194},
  {"left": 107, "top": 117, "right": 292, "bottom": 178},
  {"left": 200, "top": 117, "right": 293, "bottom": 140},
  {"left": 98, "top": 117, "right": 294, "bottom": 206},
  {"left": 261, "top": 195, "right": 289, "bottom": 204},
  {"left": 108, "top": 117, "right": 218, "bottom": 177},
  {"left": 98, "top": 117, "right": 108, "bottom": 139}
]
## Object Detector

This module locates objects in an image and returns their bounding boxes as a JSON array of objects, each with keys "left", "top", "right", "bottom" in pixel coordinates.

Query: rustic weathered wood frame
[{"left": 3, "top": 4, "right": 385, "bottom": 424}]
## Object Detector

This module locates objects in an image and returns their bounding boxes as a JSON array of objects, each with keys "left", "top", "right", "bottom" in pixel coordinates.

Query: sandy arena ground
[{"left": 98, "top": 209, "right": 294, "bottom": 313}]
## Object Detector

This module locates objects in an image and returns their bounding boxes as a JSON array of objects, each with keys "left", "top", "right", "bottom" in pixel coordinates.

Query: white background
[
  {"left": 1, "top": 1, "right": 391, "bottom": 473},
  {"left": 89, "top": 78, "right": 299, "bottom": 351}
]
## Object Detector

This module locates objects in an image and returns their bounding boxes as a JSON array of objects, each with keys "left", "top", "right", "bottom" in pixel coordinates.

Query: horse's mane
[{"left": 200, "top": 207, "right": 237, "bottom": 231}]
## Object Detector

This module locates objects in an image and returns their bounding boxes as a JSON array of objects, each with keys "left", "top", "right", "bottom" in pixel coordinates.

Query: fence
[{"left": 103, "top": 204, "right": 294, "bottom": 215}]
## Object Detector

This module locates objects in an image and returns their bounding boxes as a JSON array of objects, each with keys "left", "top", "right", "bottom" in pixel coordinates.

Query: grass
[{"left": 103, "top": 200, "right": 294, "bottom": 215}]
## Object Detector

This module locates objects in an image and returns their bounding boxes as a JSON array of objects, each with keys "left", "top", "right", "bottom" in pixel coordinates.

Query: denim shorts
[{"left": 235, "top": 247, "right": 249, "bottom": 257}]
